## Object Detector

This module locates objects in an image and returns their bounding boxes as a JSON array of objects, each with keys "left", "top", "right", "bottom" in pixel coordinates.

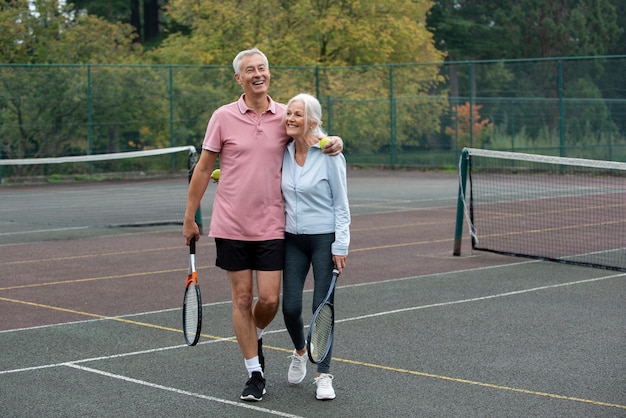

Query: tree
[
  {"left": 427, "top": 0, "right": 623, "bottom": 149},
  {"left": 445, "top": 102, "right": 493, "bottom": 148},
  {"left": 500, "top": 0, "right": 620, "bottom": 59},
  {"left": 607, "top": 0, "right": 626, "bottom": 56},
  {"left": 0, "top": 0, "right": 145, "bottom": 165},
  {"left": 67, "top": 0, "right": 166, "bottom": 44},
  {"left": 602, "top": 0, "right": 626, "bottom": 136},
  {"left": 153, "top": 0, "right": 443, "bottom": 66},
  {"left": 427, "top": 0, "right": 506, "bottom": 61},
  {"left": 428, "top": 0, "right": 621, "bottom": 61},
  {"left": 0, "top": 0, "right": 141, "bottom": 64},
  {"left": 148, "top": 0, "right": 448, "bottom": 154}
]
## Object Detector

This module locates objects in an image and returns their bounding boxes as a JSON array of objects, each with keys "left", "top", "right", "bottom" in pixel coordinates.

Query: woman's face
[{"left": 285, "top": 100, "right": 307, "bottom": 138}]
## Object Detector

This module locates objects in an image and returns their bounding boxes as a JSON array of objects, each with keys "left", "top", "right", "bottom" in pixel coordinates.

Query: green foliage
[
  {"left": 0, "top": 0, "right": 145, "bottom": 165},
  {"left": 427, "top": 0, "right": 623, "bottom": 149},
  {"left": 153, "top": 0, "right": 443, "bottom": 67},
  {"left": 504, "top": 0, "right": 621, "bottom": 58},
  {"left": 0, "top": 0, "right": 141, "bottom": 64},
  {"left": 67, "top": 0, "right": 131, "bottom": 23},
  {"left": 1, "top": 0, "right": 625, "bottom": 175},
  {"left": 428, "top": 0, "right": 621, "bottom": 60},
  {"left": 1, "top": 66, "right": 88, "bottom": 165}
]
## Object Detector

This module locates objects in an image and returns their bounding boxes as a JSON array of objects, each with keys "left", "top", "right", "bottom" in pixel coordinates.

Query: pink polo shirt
[{"left": 202, "top": 95, "right": 289, "bottom": 241}]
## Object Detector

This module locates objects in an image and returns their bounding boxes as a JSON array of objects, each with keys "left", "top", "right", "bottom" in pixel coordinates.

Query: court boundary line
[
  {"left": 0, "top": 260, "right": 535, "bottom": 334},
  {"left": 337, "top": 358, "right": 626, "bottom": 410},
  {"left": 1, "top": 269, "right": 624, "bottom": 411},
  {"left": 0, "top": 301, "right": 232, "bottom": 335},
  {"left": 64, "top": 364, "right": 304, "bottom": 418},
  {"left": 336, "top": 272, "right": 626, "bottom": 323},
  {"left": 0, "top": 259, "right": 611, "bottom": 336},
  {"left": 0, "top": 203, "right": 453, "bottom": 244}
]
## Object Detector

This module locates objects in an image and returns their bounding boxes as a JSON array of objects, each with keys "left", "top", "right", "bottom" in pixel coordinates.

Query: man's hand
[
  {"left": 322, "top": 136, "right": 344, "bottom": 156},
  {"left": 182, "top": 217, "right": 200, "bottom": 246}
]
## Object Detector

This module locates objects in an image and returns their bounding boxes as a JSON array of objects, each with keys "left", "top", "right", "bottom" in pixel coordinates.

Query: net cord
[
  {"left": 465, "top": 148, "right": 626, "bottom": 171},
  {"left": 462, "top": 147, "right": 626, "bottom": 272},
  {"left": 0, "top": 146, "right": 197, "bottom": 166}
]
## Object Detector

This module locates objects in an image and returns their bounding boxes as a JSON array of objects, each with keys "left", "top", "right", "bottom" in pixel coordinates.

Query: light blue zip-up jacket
[{"left": 281, "top": 141, "right": 351, "bottom": 256}]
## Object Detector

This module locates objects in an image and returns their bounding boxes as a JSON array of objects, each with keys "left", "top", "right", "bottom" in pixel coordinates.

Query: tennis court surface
[{"left": 1, "top": 169, "right": 624, "bottom": 417}]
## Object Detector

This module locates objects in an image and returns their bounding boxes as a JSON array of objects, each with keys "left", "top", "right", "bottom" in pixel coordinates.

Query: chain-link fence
[{"left": 1, "top": 55, "right": 625, "bottom": 179}]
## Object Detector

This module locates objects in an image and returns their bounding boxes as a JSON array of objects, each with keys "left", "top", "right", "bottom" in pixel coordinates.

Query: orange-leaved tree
[{"left": 446, "top": 102, "right": 493, "bottom": 149}]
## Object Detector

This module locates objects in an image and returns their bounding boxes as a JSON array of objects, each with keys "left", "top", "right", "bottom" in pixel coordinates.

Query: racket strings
[
  {"left": 183, "top": 283, "right": 200, "bottom": 341},
  {"left": 310, "top": 304, "right": 333, "bottom": 362}
]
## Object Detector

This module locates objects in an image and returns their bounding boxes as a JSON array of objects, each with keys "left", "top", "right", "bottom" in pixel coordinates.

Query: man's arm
[
  {"left": 321, "top": 136, "right": 344, "bottom": 156},
  {"left": 183, "top": 149, "right": 218, "bottom": 245}
]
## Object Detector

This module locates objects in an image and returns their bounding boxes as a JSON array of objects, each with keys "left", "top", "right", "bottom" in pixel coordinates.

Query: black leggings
[{"left": 282, "top": 232, "right": 335, "bottom": 373}]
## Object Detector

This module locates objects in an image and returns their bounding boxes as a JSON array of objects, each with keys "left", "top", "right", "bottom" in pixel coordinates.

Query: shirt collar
[{"left": 237, "top": 94, "right": 277, "bottom": 114}]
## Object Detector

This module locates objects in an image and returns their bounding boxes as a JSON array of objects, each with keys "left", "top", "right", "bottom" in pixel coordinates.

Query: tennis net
[
  {"left": 0, "top": 146, "right": 200, "bottom": 233},
  {"left": 454, "top": 148, "right": 626, "bottom": 272}
]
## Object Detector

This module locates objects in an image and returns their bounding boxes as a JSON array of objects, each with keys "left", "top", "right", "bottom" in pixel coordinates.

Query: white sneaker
[
  {"left": 287, "top": 350, "right": 307, "bottom": 384},
  {"left": 314, "top": 373, "right": 336, "bottom": 400}
]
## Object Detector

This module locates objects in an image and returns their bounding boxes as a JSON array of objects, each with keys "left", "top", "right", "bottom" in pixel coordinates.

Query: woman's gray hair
[
  {"left": 232, "top": 48, "right": 269, "bottom": 75},
  {"left": 285, "top": 93, "right": 327, "bottom": 138}
]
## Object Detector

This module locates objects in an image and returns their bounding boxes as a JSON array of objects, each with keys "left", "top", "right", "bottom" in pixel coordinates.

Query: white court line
[
  {"left": 0, "top": 301, "right": 232, "bottom": 334},
  {"left": 1, "top": 269, "right": 623, "bottom": 414},
  {"left": 2, "top": 267, "right": 622, "bottom": 372},
  {"left": 1, "top": 335, "right": 242, "bottom": 376},
  {"left": 0, "top": 343, "right": 194, "bottom": 375},
  {"left": 0, "top": 261, "right": 530, "bottom": 334},
  {"left": 64, "top": 364, "right": 304, "bottom": 418},
  {"left": 1, "top": 340, "right": 301, "bottom": 416},
  {"left": 350, "top": 197, "right": 454, "bottom": 205},
  {"left": 337, "top": 273, "right": 625, "bottom": 323},
  {"left": 0, "top": 226, "right": 89, "bottom": 236},
  {"left": 0, "top": 259, "right": 599, "bottom": 335}
]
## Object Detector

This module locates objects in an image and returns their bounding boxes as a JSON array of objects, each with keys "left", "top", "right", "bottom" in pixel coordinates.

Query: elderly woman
[{"left": 280, "top": 93, "right": 351, "bottom": 400}]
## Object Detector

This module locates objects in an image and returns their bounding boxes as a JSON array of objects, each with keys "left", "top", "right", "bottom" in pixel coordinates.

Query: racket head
[
  {"left": 306, "top": 267, "right": 339, "bottom": 364},
  {"left": 182, "top": 238, "right": 202, "bottom": 346},
  {"left": 307, "top": 302, "right": 334, "bottom": 363}
]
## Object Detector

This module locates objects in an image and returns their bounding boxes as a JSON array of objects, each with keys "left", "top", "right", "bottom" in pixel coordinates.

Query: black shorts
[{"left": 215, "top": 238, "right": 285, "bottom": 271}]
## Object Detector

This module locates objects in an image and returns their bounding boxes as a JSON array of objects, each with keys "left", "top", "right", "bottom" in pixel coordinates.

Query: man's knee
[
  {"left": 232, "top": 291, "right": 254, "bottom": 312},
  {"left": 257, "top": 294, "right": 280, "bottom": 313}
]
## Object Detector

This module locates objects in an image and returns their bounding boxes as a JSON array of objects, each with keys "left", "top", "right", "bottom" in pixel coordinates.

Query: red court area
[
  {"left": 0, "top": 170, "right": 494, "bottom": 330},
  {"left": 0, "top": 194, "right": 505, "bottom": 331}
]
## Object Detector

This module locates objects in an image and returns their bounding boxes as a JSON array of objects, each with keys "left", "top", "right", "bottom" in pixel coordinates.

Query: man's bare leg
[
  {"left": 229, "top": 269, "right": 257, "bottom": 360},
  {"left": 253, "top": 270, "right": 281, "bottom": 329}
]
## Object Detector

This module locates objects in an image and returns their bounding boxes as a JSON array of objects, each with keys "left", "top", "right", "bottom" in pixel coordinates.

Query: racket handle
[{"left": 190, "top": 237, "right": 196, "bottom": 254}]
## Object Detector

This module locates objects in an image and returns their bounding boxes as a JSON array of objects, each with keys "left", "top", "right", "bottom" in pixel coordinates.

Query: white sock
[
  {"left": 245, "top": 356, "right": 263, "bottom": 377},
  {"left": 256, "top": 327, "right": 264, "bottom": 340}
]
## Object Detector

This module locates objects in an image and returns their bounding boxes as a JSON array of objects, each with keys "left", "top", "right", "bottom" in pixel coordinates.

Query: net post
[
  {"left": 195, "top": 207, "right": 203, "bottom": 235},
  {"left": 453, "top": 148, "right": 469, "bottom": 256},
  {"left": 0, "top": 140, "right": 3, "bottom": 185}
]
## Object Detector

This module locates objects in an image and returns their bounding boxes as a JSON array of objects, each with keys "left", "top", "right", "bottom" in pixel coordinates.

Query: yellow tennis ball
[
  {"left": 319, "top": 137, "right": 330, "bottom": 150},
  {"left": 211, "top": 169, "right": 220, "bottom": 182}
]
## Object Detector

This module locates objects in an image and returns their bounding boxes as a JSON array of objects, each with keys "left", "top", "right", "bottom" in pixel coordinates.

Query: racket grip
[{"left": 190, "top": 237, "right": 196, "bottom": 254}]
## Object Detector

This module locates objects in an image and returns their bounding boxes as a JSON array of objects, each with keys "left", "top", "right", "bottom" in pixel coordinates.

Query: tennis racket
[
  {"left": 307, "top": 267, "right": 339, "bottom": 364},
  {"left": 182, "top": 237, "right": 202, "bottom": 346}
]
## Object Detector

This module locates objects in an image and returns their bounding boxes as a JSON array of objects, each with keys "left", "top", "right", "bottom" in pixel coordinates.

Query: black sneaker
[
  {"left": 240, "top": 371, "right": 266, "bottom": 401},
  {"left": 258, "top": 338, "right": 265, "bottom": 372}
]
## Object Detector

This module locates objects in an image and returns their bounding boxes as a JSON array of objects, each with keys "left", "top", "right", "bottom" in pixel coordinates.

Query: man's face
[{"left": 235, "top": 53, "right": 271, "bottom": 96}]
